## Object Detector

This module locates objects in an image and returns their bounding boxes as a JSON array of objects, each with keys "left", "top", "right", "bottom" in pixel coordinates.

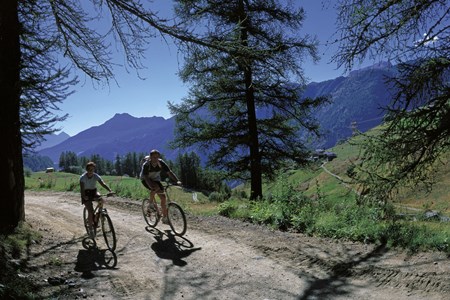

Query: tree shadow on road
[
  {"left": 145, "top": 226, "right": 201, "bottom": 266},
  {"left": 298, "top": 243, "right": 389, "bottom": 299}
]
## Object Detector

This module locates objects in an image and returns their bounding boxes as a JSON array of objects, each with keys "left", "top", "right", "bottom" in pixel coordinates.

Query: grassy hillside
[
  {"left": 227, "top": 130, "right": 449, "bottom": 253},
  {"left": 288, "top": 134, "right": 450, "bottom": 216}
]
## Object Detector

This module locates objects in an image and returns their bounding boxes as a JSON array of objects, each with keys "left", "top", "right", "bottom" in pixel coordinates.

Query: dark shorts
[
  {"left": 141, "top": 179, "right": 163, "bottom": 192},
  {"left": 82, "top": 189, "right": 100, "bottom": 205}
]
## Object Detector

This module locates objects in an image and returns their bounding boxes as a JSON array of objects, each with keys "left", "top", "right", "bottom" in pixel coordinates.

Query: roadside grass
[
  {"left": 25, "top": 171, "right": 217, "bottom": 215},
  {"left": 218, "top": 177, "right": 450, "bottom": 254},
  {"left": 216, "top": 135, "right": 449, "bottom": 255},
  {"left": 24, "top": 145, "right": 450, "bottom": 256}
]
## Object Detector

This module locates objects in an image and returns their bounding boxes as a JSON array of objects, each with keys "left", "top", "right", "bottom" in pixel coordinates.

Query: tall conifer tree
[
  {"left": 169, "top": 0, "right": 328, "bottom": 199},
  {"left": 0, "top": 0, "right": 204, "bottom": 233}
]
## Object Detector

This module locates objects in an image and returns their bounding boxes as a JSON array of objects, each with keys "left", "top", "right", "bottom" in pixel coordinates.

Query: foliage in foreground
[
  {"left": 0, "top": 222, "right": 42, "bottom": 299},
  {"left": 334, "top": 0, "right": 450, "bottom": 208},
  {"left": 218, "top": 175, "right": 450, "bottom": 254}
]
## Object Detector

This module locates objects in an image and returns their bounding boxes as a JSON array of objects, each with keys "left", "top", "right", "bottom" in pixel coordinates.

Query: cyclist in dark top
[{"left": 140, "top": 149, "right": 181, "bottom": 224}]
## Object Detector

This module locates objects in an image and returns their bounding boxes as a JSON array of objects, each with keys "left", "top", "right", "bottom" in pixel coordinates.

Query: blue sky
[{"left": 56, "top": 1, "right": 368, "bottom": 136}]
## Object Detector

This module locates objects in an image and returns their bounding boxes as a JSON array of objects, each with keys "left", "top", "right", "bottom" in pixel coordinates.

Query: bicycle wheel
[
  {"left": 103, "top": 249, "right": 117, "bottom": 269},
  {"left": 82, "top": 237, "right": 96, "bottom": 249},
  {"left": 142, "top": 198, "right": 159, "bottom": 227},
  {"left": 101, "top": 211, "right": 117, "bottom": 251},
  {"left": 167, "top": 202, "right": 187, "bottom": 236}
]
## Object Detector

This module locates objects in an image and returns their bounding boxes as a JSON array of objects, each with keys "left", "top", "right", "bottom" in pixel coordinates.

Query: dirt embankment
[{"left": 23, "top": 191, "right": 449, "bottom": 299}]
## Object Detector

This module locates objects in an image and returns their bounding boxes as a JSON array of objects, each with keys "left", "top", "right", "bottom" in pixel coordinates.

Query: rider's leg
[
  {"left": 94, "top": 196, "right": 103, "bottom": 224},
  {"left": 150, "top": 190, "right": 157, "bottom": 206},
  {"left": 85, "top": 200, "right": 94, "bottom": 226},
  {"left": 157, "top": 192, "right": 169, "bottom": 224},
  {"left": 157, "top": 192, "right": 168, "bottom": 218},
  {"left": 142, "top": 179, "right": 157, "bottom": 211},
  {"left": 84, "top": 200, "right": 95, "bottom": 237}
]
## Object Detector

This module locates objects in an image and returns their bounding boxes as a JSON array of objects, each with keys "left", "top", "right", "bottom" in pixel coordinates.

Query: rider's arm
[
  {"left": 160, "top": 159, "right": 181, "bottom": 185},
  {"left": 141, "top": 170, "right": 152, "bottom": 186},
  {"left": 80, "top": 181, "right": 87, "bottom": 200},
  {"left": 168, "top": 171, "right": 181, "bottom": 185},
  {"left": 99, "top": 180, "right": 112, "bottom": 193}
]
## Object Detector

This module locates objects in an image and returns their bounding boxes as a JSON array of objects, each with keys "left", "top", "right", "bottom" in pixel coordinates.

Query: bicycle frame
[
  {"left": 142, "top": 182, "right": 187, "bottom": 236},
  {"left": 83, "top": 193, "right": 116, "bottom": 251}
]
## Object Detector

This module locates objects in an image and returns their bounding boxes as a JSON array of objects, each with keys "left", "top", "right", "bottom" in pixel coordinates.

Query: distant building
[
  {"left": 324, "top": 151, "right": 337, "bottom": 161},
  {"left": 45, "top": 167, "right": 54, "bottom": 173},
  {"left": 311, "top": 149, "right": 337, "bottom": 162}
]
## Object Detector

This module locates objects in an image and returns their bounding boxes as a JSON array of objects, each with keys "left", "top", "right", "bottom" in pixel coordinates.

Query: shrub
[
  {"left": 218, "top": 200, "right": 237, "bottom": 217},
  {"left": 218, "top": 198, "right": 251, "bottom": 220},
  {"left": 24, "top": 168, "right": 32, "bottom": 177},
  {"left": 65, "top": 180, "right": 78, "bottom": 191},
  {"left": 209, "top": 191, "right": 227, "bottom": 202}
]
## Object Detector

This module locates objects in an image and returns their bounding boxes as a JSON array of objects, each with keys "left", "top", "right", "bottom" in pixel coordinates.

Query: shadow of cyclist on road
[
  {"left": 146, "top": 227, "right": 201, "bottom": 266},
  {"left": 74, "top": 246, "right": 117, "bottom": 278}
]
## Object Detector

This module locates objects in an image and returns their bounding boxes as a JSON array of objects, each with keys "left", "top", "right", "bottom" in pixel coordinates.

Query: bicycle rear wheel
[
  {"left": 142, "top": 198, "right": 159, "bottom": 227},
  {"left": 101, "top": 211, "right": 116, "bottom": 251},
  {"left": 82, "top": 237, "right": 96, "bottom": 249},
  {"left": 167, "top": 202, "right": 187, "bottom": 236}
]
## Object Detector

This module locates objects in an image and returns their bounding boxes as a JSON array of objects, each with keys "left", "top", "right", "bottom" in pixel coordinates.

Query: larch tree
[
  {"left": 1, "top": 1, "right": 23, "bottom": 233},
  {"left": 0, "top": 0, "right": 196, "bottom": 233},
  {"left": 334, "top": 0, "right": 450, "bottom": 206},
  {"left": 169, "top": 0, "right": 329, "bottom": 199}
]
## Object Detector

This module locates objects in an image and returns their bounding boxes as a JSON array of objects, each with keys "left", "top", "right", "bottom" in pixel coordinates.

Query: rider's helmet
[{"left": 150, "top": 149, "right": 160, "bottom": 157}]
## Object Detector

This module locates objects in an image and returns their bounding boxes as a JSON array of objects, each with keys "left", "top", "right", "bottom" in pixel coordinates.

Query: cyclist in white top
[{"left": 80, "top": 161, "right": 113, "bottom": 230}]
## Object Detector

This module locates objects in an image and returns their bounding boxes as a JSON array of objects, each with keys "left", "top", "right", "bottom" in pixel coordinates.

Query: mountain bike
[
  {"left": 142, "top": 182, "right": 187, "bottom": 236},
  {"left": 82, "top": 192, "right": 117, "bottom": 251}
]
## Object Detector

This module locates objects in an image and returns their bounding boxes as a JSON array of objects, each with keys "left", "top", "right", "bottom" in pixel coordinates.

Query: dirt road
[{"left": 24, "top": 191, "right": 449, "bottom": 299}]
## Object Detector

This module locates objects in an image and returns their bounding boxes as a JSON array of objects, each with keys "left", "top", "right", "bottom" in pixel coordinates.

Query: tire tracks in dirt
[{"left": 23, "top": 190, "right": 449, "bottom": 299}]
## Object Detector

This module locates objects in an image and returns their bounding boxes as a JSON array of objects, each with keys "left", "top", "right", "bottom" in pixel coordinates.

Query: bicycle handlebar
[
  {"left": 163, "top": 181, "right": 182, "bottom": 188},
  {"left": 161, "top": 182, "right": 182, "bottom": 193}
]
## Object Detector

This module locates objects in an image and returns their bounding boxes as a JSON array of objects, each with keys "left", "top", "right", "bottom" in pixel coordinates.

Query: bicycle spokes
[
  {"left": 101, "top": 213, "right": 117, "bottom": 251},
  {"left": 142, "top": 199, "right": 159, "bottom": 227},
  {"left": 167, "top": 202, "right": 187, "bottom": 236}
]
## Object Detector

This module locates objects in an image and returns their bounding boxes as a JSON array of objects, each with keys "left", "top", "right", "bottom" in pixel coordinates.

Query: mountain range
[
  {"left": 35, "top": 131, "right": 71, "bottom": 151},
  {"left": 304, "top": 61, "right": 396, "bottom": 147},
  {"left": 38, "top": 62, "right": 397, "bottom": 166}
]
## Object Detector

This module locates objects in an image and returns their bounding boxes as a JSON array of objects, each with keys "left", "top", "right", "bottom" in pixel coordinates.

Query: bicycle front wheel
[
  {"left": 101, "top": 212, "right": 116, "bottom": 251},
  {"left": 142, "top": 198, "right": 159, "bottom": 227},
  {"left": 103, "top": 249, "right": 117, "bottom": 269},
  {"left": 168, "top": 202, "right": 187, "bottom": 236}
]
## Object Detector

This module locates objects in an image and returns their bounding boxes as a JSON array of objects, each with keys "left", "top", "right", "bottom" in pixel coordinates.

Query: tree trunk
[
  {"left": 246, "top": 75, "right": 263, "bottom": 200},
  {"left": 0, "top": 0, "right": 25, "bottom": 233},
  {"left": 238, "top": 0, "right": 262, "bottom": 200}
]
